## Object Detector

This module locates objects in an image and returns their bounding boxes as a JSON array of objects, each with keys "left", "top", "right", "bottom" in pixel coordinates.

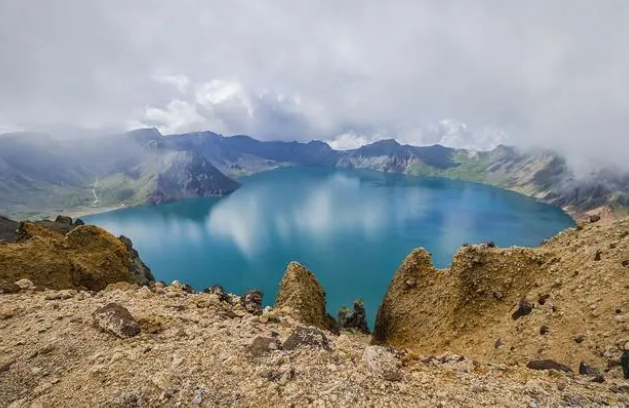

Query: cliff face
[
  {"left": 0, "top": 217, "right": 154, "bottom": 291},
  {"left": 146, "top": 152, "right": 241, "bottom": 205},
  {"left": 374, "top": 217, "right": 629, "bottom": 372}
]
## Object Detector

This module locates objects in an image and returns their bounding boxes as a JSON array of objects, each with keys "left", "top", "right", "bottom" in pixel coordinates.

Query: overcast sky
[{"left": 1, "top": 1, "right": 628, "bottom": 165}]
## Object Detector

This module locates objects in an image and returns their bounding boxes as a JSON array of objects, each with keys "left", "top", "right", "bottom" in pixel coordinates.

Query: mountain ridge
[{"left": 1, "top": 129, "right": 627, "bottom": 220}]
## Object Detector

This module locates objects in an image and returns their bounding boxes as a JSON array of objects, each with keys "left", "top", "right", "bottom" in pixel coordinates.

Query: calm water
[{"left": 85, "top": 167, "right": 574, "bottom": 325}]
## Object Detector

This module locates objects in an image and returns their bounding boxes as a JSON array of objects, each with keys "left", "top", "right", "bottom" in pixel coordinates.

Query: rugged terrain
[
  {"left": 1, "top": 129, "right": 628, "bottom": 219},
  {"left": 374, "top": 216, "right": 629, "bottom": 375},
  {"left": 2, "top": 216, "right": 629, "bottom": 407},
  {"left": 0, "top": 216, "right": 154, "bottom": 290},
  {"left": 0, "top": 130, "right": 240, "bottom": 219}
]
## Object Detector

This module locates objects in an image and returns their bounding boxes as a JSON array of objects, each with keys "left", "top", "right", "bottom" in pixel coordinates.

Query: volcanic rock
[
  {"left": 241, "top": 290, "right": 263, "bottom": 315},
  {"left": 0, "top": 219, "right": 154, "bottom": 291},
  {"left": 282, "top": 327, "right": 330, "bottom": 351},
  {"left": 93, "top": 303, "right": 141, "bottom": 339},
  {"left": 338, "top": 299, "right": 370, "bottom": 334},
  {"left": 275, "top": 262, "right": 337, "bottom": 332},
  {"left": 362, "top": 345, "right": 402, "bottom": 381}
]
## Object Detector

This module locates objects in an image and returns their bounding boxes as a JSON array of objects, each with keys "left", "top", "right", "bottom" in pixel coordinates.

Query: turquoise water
[{"left": 85, "top": 167, "right": 574, "bottom": 326}]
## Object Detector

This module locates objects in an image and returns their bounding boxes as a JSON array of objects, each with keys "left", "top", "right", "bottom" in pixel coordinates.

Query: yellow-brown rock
[
  {"left": 0, "top": 220, "right": 153, "bottom": 291},
  {"left": 374, "top": 218, "right": 629, "bottom": 372},
  {"left": 275, "top": 261, "right": 336, "bottom": 332}
]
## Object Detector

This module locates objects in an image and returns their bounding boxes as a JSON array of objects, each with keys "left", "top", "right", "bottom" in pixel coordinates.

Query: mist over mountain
[
  {"left": 1, "top": 1, "right": 628, "bottom": 170},
  {"left": 1, "top": 128, "right": 627, "bottom": 220}
]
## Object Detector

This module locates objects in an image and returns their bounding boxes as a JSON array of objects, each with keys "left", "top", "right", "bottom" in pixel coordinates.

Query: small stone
[
  {"left": 248, "top": 336, "right": 281, "bottom": 357},
  {"left": 526, "top": 360, "right": 572, "bottom": 373},
  {"left": 14, "top": 279, "right": 35, "bottom": 290},
  {"left": 579, "top": 361, "right": 596, "bottom": 375},
  {"left": 589, "top": 214, "right": 601, "bottom": 223},
  {"left": 192, "top": 389, "right": 205, "bottom": 405},
  {"left": 241, "top": 290, "right": 263, "bottom": 315},
  {"left": 494, "top": 339, "right": 503, "bottom": 349},
  {"left": 540, "top": 326, "right": 550, "bottom": 335},
  {"left": 0, "top": 360, "right": 14, "bottom": 373},
  {"left": 537, "top": 294, "right": 550, "bottom": 305},
  {"left": 591, "top": 374, "right": 605, "bottom": 383},
  {"left": 362, "top": 345, "right": 402, "bottom": 381},
  {"left": 594, "top": 250, "right": 602, "bottom": 261},
  {"left": 181, "top": 283, "right": 196, "bottom": 294},
  {"left": 574, "top": 335, "right": 585, "bottom": 344},
  {"left": 623, "top": 260, "right": 629, "bottom": 268},
  {"left": 44, "top": 290, "right": 75, "bottom": 300},
  {"left": 512, "top": 298, "right": 533, "bottom": 320},
  {"left": 282, "top": 327, "right": 330, "bottom": 351},
  {"left": 0, "top": 282, "right": 21, "bottom": 294},
  {"left": 621, "top": 351, "right": 629, "bottom": 379},
  {"left": 204, "top": 284, "right": 232, "bottom": 304},
  {"left": 405, "top": 279, "right": 417, "bottom": 289},
  {"left": 0, "top": 307, "right": 15, "bottom": 320},
  {"left": 92, "top": 303, "right": 141, "bottom": 339}
]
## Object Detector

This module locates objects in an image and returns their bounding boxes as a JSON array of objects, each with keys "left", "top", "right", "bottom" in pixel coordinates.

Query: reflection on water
[
  {"left": 85, "top": 167, "right": 574, "bottom": 325},
  {"left": 207, "top": 171, "right": 432, "bottom": 258}
]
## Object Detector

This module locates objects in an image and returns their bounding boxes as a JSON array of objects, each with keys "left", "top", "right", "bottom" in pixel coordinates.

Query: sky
[{"left": 0, "top": 1, "right": 628, "bottom": 165}]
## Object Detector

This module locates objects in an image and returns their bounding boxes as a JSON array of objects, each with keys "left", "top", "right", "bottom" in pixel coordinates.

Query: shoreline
[{"left": 7, "top": 167, "right": 593, "bottom": 224}]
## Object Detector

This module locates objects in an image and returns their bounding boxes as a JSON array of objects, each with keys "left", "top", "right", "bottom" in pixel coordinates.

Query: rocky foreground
[
  {"left": 1, "top": 281, "right": 629, "bottom": 408},
  {"left": 2, "top": 216, "right": 629, "bottom": 407}
]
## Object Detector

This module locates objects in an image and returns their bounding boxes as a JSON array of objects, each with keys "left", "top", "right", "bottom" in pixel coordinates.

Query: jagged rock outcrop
[
  {"left": 338, "top": 299, "right": 370, "bottom": 334},
  {"left": 0, "top": 218, "right": 155, "bottom": 291},
  {"left": 275, "top": 262, "right": 337, "bottom": 333},
  {"left": 373, "top": 218, "right": 629, "bottom": 372}
]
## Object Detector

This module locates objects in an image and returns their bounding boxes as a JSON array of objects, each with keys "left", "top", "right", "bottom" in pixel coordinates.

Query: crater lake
[{"left": 84, "top": 167, "right": 574, "bottom": 325}]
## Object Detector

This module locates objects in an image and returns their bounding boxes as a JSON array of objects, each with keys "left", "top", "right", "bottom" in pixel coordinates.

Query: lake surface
[{"left": 85, "top": 167, "right": 574, "bottom": 326}]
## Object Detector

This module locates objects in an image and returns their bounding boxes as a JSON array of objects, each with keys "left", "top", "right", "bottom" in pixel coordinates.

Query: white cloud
[
  {"left": 328, "top": 132, "right": 381, "bottom": 150},
  {"left": 1, "top": 0, "right": 629, "bottom": 166},
  {"left": 143, "top": 100, "right": 209, "bottom": 135},
  {"left": 153, "top": 74, "right": 192, "bottom": 94}
]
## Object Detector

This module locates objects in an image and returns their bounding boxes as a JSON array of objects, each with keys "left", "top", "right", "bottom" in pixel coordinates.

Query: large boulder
[
  {"left": 93, "top": 303, "right": 141, "bottom": 339},
  {"left": 275, "top": 262, "right": 337, "bottom": 332}
]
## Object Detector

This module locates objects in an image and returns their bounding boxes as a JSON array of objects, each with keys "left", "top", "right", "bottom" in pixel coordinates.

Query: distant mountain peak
[{"left": 371, "top": 139, "right": 400, "bottom": 147}]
